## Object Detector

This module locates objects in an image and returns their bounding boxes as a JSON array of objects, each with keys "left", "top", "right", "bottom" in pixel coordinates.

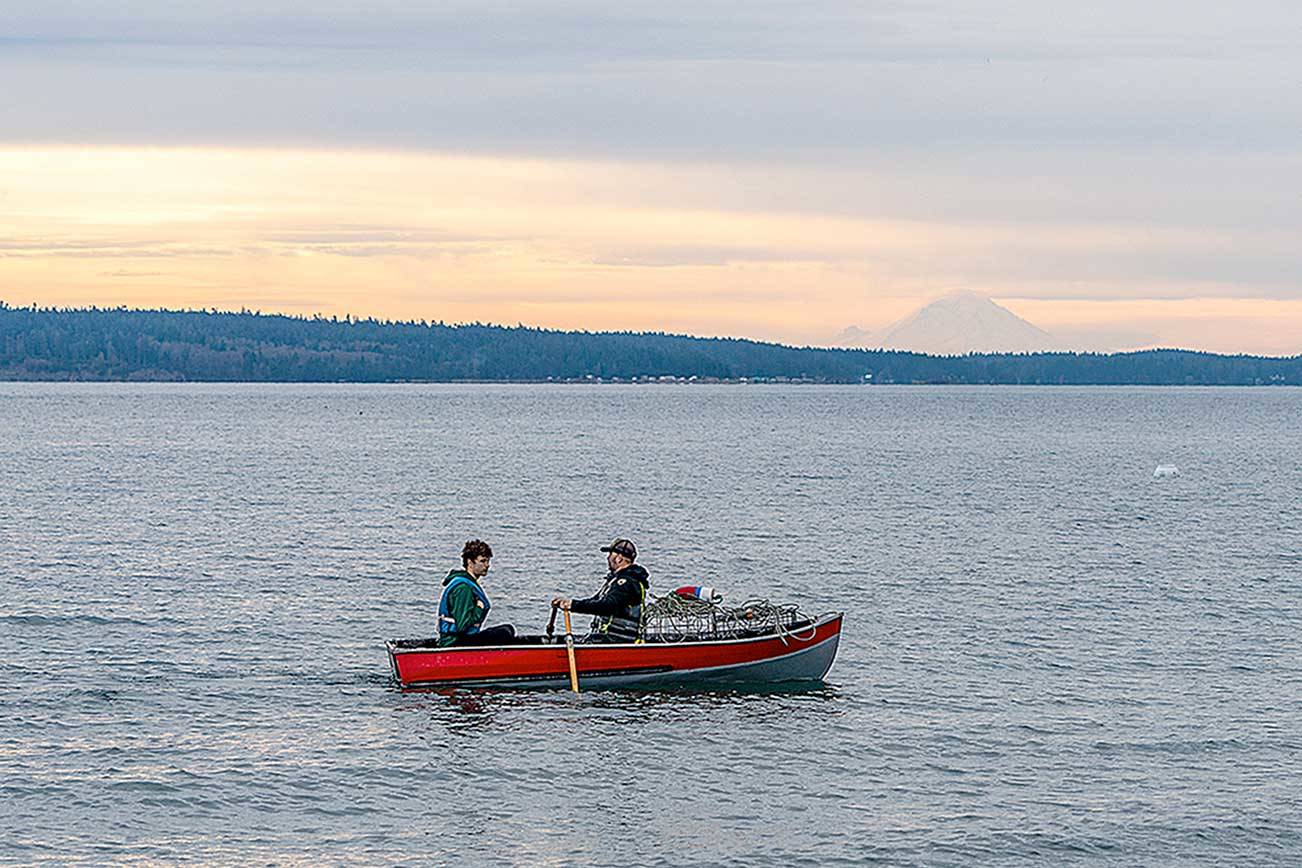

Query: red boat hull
[{"left": 388, "top": 613, "right": 843, "bottom": 689}]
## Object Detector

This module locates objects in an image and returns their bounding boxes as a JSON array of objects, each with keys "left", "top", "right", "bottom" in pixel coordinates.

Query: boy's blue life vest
[{"left": 438, "top": 575, "right": 491, "bottom": 637}]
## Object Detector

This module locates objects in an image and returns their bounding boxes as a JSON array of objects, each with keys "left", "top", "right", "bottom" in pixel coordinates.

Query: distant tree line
[{"left": 0, "top": 303, "right": 1298, "bottom": 385}]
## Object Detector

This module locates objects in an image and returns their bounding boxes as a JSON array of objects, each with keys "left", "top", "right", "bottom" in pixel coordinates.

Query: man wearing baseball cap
[{"left": 551, "top": 538, "right": 650, "bottom": 643}]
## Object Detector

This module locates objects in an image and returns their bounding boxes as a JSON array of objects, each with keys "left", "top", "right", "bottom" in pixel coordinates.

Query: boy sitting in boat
[
  {"left": 551, "top": 538, "right": 649, "bottom": 643},
  {"left": 438, "top": 539, "right": 517, "bottom": 646}
]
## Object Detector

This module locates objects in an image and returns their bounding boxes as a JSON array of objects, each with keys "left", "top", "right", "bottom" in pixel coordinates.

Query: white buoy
[{"left": 1154, "top": 464, "right": 1180, "bottom": 478}]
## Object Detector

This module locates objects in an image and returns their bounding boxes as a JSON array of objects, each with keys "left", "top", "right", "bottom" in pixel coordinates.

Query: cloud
[
  {"left": 0, "top": 239, "right": 239, "bottom": 258},
  {"left": 7, "top": 2, "right": 1294, "bottom": 66},
  {"left": 1, "top": 225, "right": 512, "bottom": 263},
  {"left": 590, "top": 243, "right": 825, "bottom": 268},
  {"left": 255, "top": 227, "right": 511, "bottom": 259},
  {"left": 5, "top": 1, "right": 1301, "bottom": 160},
  {"left": 262, "top": 227, "right": 505, "bottom": 245}
]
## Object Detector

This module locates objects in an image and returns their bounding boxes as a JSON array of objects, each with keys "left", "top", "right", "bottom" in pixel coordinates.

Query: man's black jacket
[{"left": 570, "top": 564, "right": 650, "bottom": 617}]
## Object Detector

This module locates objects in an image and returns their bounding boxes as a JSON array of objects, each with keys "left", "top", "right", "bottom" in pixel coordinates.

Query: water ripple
[{"left": 2, "top": 383, "right": 1301, "bottom": 864}]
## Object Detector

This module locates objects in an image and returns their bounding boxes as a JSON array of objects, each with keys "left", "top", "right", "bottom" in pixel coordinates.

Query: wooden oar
[{"left": 562, "top": 609, "right": 580, "bottom": 693}]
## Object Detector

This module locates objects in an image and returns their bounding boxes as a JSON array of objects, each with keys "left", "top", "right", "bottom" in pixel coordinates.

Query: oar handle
[{"left": 546, "top": 603, "right": 559, "bottom": 638}]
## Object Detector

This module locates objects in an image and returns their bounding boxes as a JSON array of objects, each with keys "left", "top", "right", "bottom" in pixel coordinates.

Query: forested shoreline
[{"left": 0, "top": 304, "right": 1297, "bottom": 385}]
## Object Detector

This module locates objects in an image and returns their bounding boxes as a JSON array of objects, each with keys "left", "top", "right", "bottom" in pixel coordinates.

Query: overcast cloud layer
[
  {"left": 4, "top": 2, "right": 1302, "bottom": 351},
  {"left": 8, "top": 1, "right": 1302, "bottom": 157}
]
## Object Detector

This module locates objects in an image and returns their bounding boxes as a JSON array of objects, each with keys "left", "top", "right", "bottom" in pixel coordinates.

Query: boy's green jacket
[{"left": 438, "top": 569, "right": 488, "bottom": 646}]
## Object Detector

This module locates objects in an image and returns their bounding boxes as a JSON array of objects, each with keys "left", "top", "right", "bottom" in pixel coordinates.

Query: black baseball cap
[{"left": 600, "top": 538, "right": 637, "bottom": 560}]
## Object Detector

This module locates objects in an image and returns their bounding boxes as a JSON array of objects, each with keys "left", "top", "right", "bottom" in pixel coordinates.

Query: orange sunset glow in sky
[{"left": 4, "top": 2, "right": 1302, "bottom": 355}]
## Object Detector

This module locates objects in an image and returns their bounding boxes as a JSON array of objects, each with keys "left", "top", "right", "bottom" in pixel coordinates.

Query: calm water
[{"left": 2, "top": 383, "right": 1300, "bottom": 865}]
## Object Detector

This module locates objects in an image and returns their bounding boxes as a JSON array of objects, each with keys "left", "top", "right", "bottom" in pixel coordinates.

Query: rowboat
[{"left": 387, "top": 611, "right": 843, "bottom": 690}]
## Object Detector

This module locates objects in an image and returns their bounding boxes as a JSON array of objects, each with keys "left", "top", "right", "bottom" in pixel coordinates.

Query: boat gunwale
[
  {"left": 393, "top": 629, "right": 842, "bottom": 689},
  {"left": 387, "top": 611, "right": 845, "bottom": 657}
]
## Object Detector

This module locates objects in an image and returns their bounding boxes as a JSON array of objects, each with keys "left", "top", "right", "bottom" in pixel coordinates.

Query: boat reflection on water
[{"left": 396, "top": 678, "right": 843, "bottom": 737}]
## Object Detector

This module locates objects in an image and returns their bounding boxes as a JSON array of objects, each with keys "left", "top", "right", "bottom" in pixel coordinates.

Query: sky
[{"left": 3, "top": 1, "right": 1302, "bottom": 354}]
